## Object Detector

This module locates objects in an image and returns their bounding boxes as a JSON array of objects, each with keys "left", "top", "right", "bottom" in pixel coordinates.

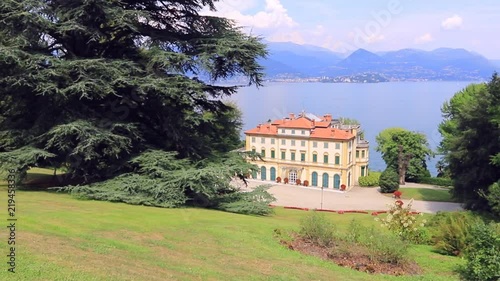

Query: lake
[{"left": 229, "top": 81, "right": 474, "bottom": 176}]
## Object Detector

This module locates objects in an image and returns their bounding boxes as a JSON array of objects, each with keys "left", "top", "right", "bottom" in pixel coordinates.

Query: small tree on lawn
[{"left": 380, "top": 168, "right": 400, "bottom": 193}]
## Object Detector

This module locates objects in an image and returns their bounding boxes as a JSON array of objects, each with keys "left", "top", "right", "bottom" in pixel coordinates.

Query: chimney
[
  {"left": 324, "top": 114, "right": 332, "bottom": 122},
  {"left": 289, "top": 113, "right": 295, "bottom": 119},
  {"left": 312, "top": 119, "right": 316, "bottom": 127}
]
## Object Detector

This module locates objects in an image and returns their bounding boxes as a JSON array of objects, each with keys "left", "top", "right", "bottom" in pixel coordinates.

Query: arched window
[
  {"left": 311, "top": 172, "right": 318, "bottom": 186},
  {"left": 270, "top": 167, "right": 276, "bottom": 181},
  {"left": 322, "top": 173, "right": 329, "bottom": 188},
  {"left": 334, "top": 174, "right": 341, "bottom": 189},
  {"left": 261, "top": 166, "right": 267, "bottom": 180}
]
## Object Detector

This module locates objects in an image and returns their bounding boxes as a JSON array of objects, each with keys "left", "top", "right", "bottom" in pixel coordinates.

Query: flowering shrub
[
  {"left": 276, "top": 177, "right": 281, "bottom": 183},
  {"left": 340, "top": 184, "right": 346, "bottom": 191},
  {"left": 303, "top": 180, "right": 309, "bottom": 187},
  {"left": 393, "top": 190, "right": 402, "bottom": 199},
  {"left": 375, "top": 199, "right": 427, "bottom": 243},
  {"left": 284, "top": 177, "right": 289, "bottom": 184},
  {"left": 296, "top": 179, "right": 301, "bottom": 185}
]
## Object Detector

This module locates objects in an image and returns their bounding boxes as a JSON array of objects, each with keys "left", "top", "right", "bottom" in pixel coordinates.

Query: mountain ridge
[{"left": 261, "top": 42, "right": 498, "bottom": 81}]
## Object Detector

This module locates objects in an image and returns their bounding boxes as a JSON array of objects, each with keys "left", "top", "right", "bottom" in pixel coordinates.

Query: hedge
[{"left": 420, "top": 177, "right": 453, "bottom": 187}]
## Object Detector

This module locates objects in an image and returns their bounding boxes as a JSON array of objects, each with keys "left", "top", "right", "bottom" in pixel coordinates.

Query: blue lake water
[{"left": 229, "top": 81, "right": 473, "bottom": 176}]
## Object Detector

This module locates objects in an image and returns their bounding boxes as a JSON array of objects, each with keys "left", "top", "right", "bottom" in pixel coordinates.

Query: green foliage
[
  {"left": 376, "top": 128, "right": 433, "bottom": 183},
  {"left": 419, "top": 177, "right": 453, "bottom": 187},
  {"left": 379, "top": 168, "right": 399, "bottom": 193},
  {"left": 459, "top": 223, "right": 500, "bottom": 281},
  {"left": 377, "top": 199, "right": 428, "bottom": 244},
  {"left": 438, "top": 74, "right": 500, "bottom": 211},
  {"left": 428, "top": 211, "right": 481, "bottom": 256},
  {"left": 217, "top": 185, "right": 276, "bottom": 215},
  {"left": 485, "top": 181, "right": 500, "bottom": 218},
  {"left": 299, "top": 212, "right": 337, "bottom": 247},
  {"left": 358, "top": 171, "right": 380, "bottom": 187},
  {"left": 340, "top": 220, "right": 410, "bottom": 265},
  {"left": 55, "top": 150, "right": 273, "bottom": 215},
  {"left": 0, "top": 0, "right": 266, "bottom": 180}
]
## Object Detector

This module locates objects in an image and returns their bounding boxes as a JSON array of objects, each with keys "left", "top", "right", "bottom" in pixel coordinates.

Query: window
[
  {"left": 261, "top": 138, "right": 265, "bottom": 144},
  {"left": 301, "top": 130, "right": 305, "bottom": 135},
  {"left": 335, "top": 143, "right": 340, "bottom": 149},
  {"left": 324, "top": 142, "right": 329, "bottom": 149},
  {"left": 261, "top": 149, "right": 266, "bottom": 158},
  {"left": 271, "top": 138, "right": 275, "bottom": 145},
  {"left": 291, "top": 152, "right": 296, "bottom": 161},
  {"left": 335, "top": 155, "right": 340, "bottom": 165},
  {"left": 312, "top": 153, "right": 318, "bottom": 163},
  {"left": 362, "top": 150, "right": 365, "bottom": 158},
  {"left": 252, "top": 147, "right": 256, "bottom": 153},
  {"left": 313, "top": 142, "right": 318, "bottom": 148},
  {"left": 252, "top": 137, "right": 256, "bottom": 143},
  {"left": 301, "top": 140, "right": 306, "bottom": 147},
  {"left": 271, "top": 150, "right": 275, "bottom": 159},
  {"left": 281, "top": 129, "right": 285, "bottom": 133},
  {"left": 291, "top": 140, "right": 295, "bottom": 146},
  {"left": 324, "top": 154, "right": 329, "bottom": 164},
  {"left": 291, "top": 129, "right": 295, "bottom": 135},
  {"left": 349, "top": 152, "right": 351, "bottom": 163},
  {"left": 281, "top": 139, "right": 286, "bottom": 145},
  {"left": 356, "top": 150, "right": 359, "bottom": 158},
  {"left": 349, "top": 141, "right": 352, "bottom": 149},
  {"left": 361, "top": 166, "right": 366, "bottom": 177},
  {"left": 301, "top": 153, "right": 306, "bottom": 162},
  {"left": 281, "top": 151, "right": 286, "bottom": 160}
]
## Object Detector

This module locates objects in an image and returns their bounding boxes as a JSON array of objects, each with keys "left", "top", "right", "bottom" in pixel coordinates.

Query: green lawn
[
  {"left": 395, "top": 188, "right": 456, "bottom": 202},
  {"left": 0, "top": 169, "right": 463, "bottom": 280}
]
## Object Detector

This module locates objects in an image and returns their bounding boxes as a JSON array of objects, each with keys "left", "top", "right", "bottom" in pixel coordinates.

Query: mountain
[
  {"left": 262, "top": 42, "right": 497, "bottom": 81},
  {"left": 260, "top": 41, "right": 343, "bottom": 77}
]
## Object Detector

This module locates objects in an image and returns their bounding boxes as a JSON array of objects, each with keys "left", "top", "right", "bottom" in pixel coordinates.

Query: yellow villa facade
[{"left": 244, "top": 112, "right": 369, "bottom": 190}]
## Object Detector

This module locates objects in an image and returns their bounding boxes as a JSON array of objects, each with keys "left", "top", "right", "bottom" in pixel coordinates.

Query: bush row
[
  {"left": 419, "top": 177, "right": 453, "bottom": 187},
  {"left": 358, "top": 171, "right": 381, "bottom": 187}
]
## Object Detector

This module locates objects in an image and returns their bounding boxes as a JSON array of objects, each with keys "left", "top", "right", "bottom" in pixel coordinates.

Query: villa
[{"left": 244, "top": 112, "right": 369, "bottom": 190}]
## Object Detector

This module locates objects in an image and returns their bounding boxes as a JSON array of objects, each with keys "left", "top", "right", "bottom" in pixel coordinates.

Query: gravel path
[{"left": 242, "top": 180, "right": 462, "bottom": 214}]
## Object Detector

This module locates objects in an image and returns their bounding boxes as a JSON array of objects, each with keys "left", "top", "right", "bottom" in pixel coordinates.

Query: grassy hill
[{"left": 0, "top": 169, "right": 463, "bottom": 280}]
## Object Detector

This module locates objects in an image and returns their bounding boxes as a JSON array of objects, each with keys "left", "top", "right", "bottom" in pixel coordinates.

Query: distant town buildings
[{"left": 244, "top": 112, "right": 369, "bottom": 190}]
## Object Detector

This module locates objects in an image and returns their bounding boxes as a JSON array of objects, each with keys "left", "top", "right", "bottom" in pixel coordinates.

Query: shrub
[
  {"left": 459, "top": 223, "right": 500, "bottom": 281},
  {"left": 358, "top": 171, "right": 381, "bottom": 187},
  {"left": 429, "top": 211, "right": 481, "bottom": 256},
  {"left": 283, "top": 177, "right": 289, "bottom": 184},
  {"left": 379, "top": 168, "right": 399, "bottom": 193},
  {"left": 296, "top": 179, "right": 301, "bottom": 185},
  {"left": 376, "top": 199, "right": 427, "bottom": 244},
  {"left": 276, "top": 177, "right": 281, "bottom": 183},
  {"left": 419, "top": 177, "right": 452, "bottom": 187},
  {"left": 340, "top": 184, "right": 346, "bottom": 191},
  {"left": 486, "top": 181, "right": 500, "bottom": 218},
  {"left": 393, "top": 190, "right": 402, "bottom": 198},
  {"left": 303, "top": 180, "right": 309, "bottom": 187},
  {"left": 345, "top": 220, "right": 409, "bottom": 264},
  {"left": 299, "top": 211, "right": 337, "bottom": 247}
]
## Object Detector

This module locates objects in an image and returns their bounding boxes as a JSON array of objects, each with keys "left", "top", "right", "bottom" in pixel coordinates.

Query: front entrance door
[
  {"left": 289, "top": 170, "right": 297, "bottom": 184},
  {"left": 270, "top": 167, "right": 276, "bottom": 181}
]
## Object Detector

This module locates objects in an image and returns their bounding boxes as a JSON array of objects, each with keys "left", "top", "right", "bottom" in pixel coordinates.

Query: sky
[{"left": 202, "top": 0, "right": 500, "bottom": 59}]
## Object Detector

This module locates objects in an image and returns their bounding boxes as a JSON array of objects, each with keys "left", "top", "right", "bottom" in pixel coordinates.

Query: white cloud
[
  {"left": 441, "top": 15, "right": 463, "bottom": 30},
  {"left": 365, "top": 34, "right": 385, "bottom": 43},
  {"left": 267, "top": 31, "right": 305, "bottom": 44},
  {"left": 415, "top": 33, "right": 433, "bottom": 44},
  {"left": 205, "top": 0, "right": 297, "bottom": 29}
]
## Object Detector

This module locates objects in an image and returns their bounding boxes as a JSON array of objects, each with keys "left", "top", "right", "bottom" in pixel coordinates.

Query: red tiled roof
[
  {"left": 277, "top": 117, "right": 314, "bottom": 129},
  {"left": 310, "top": 128, "right": 354, "bottom": 140},
  {"left": 244, "top": 123, "right": 278, "bottom": 135},
  {"left": 245, "top": 113, "right": 356, "bottom": 141}
]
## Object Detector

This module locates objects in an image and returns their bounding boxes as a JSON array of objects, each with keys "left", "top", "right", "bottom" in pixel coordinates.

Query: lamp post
[{"left": 320, "top": 185, "right": 324, "bottom": 209}]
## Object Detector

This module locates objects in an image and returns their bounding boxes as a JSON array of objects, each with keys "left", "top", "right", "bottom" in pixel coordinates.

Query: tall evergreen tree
[
  {"left": 438, "top": 74, "right": 500, "bottom": 210},
  {"left": 0, "top": 1, "right": 272, "bottom": 212}
]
